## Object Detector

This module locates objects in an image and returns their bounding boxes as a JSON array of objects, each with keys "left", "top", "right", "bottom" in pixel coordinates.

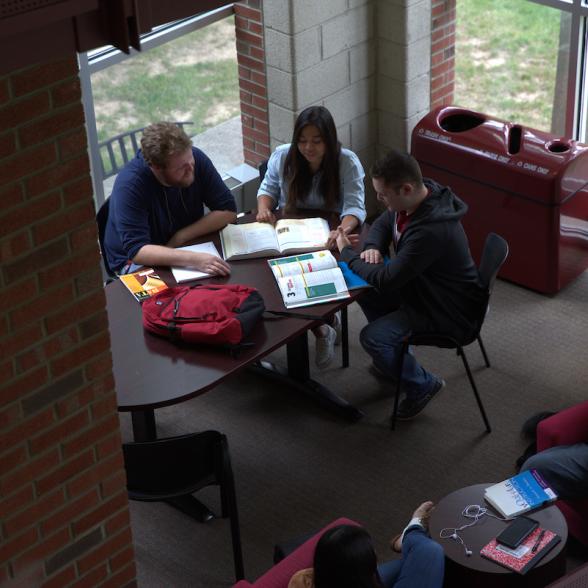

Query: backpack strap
[{"left": 263, "top": 309, "right": 328, "bottom": 324}]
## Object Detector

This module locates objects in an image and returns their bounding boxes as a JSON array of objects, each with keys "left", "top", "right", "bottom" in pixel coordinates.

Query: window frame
[
  {"left": 528, "top": 0, "right": 588, "bottom": 139},
  {"left": 79, "top": 4, "right": 235, "bottom": 209}
]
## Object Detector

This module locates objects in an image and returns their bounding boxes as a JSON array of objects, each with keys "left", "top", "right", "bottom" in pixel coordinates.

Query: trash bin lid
[{"left": 412, "top": 107, "right": 588, "bottom": 206}]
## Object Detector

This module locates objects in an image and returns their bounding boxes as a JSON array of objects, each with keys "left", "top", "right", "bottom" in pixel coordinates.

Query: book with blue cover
[{"left": 484, "top": 470, "right": 558, "bottom": 519}]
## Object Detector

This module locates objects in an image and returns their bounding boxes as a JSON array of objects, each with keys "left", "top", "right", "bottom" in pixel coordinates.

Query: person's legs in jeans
[
  {"left": 359, "top": 308, "right": 436, "bottom": 397},
  {"left": 377, "top": 527, "right": 444, "bottom": 588}
]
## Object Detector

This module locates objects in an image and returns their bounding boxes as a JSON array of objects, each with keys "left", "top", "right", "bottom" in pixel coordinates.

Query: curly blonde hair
[{"left": 140, "top": 122, "right": 192, "bottom": 168}]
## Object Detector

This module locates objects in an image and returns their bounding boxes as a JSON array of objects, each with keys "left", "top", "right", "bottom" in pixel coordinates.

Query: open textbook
[
  {"left": 220, "top": 217, "right": 330, "bottom": 261},
  {"left": 269, "top": 250, "right": 368, "bottom": 309}
]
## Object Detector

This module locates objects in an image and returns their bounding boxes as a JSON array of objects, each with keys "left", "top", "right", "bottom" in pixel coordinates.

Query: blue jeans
[
  {"left": 521, "top": 443, "right": 588, "bottom": 500},
  {"left": 377, "top": 527, "right": 445, "bottom": 588},
  {"left": 358, "top": 294, "right": 436, "bottom": 398}
]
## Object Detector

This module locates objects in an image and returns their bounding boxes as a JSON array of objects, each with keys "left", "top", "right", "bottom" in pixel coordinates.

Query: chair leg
[
  {"left": 341, "top": 306, "right": 349, "bottom": 368},
  {"left": 477, "top": 335, "right": 491, "bottom": 368},
  {"left": 390, "top": 341, "right": 408, "bottom": 430},
  {"left": 458, "top": 346, "right": 492, "bottom": 433},
  {"left": 220, "top": 437, "right": 245, "bottom": 581}
]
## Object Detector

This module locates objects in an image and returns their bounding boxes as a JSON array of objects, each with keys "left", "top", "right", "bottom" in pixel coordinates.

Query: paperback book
[
  {"left": 171, "top": 241, "right": 223, "bottom": 283},
  {"left": 484, "top": 469, "right": 558, "bottom": 518},
  {"left": 480, "top": 527, "right": 561, "bottom": 574},
  {"left": 120, "top": 268, "right": 168, "bottom": 302},
  {"left": 268, "top": 250, "right": 368, "bottom": 309},
  {"left": 220, "top": 217, "right": 330, "bottom": 261}
]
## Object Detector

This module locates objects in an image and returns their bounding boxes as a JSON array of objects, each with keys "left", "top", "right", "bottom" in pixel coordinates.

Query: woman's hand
[
  {"left": 256, "top": 208, "right": 276, "bottom": 224},
  {"left": 360, "top": 248, "right": 383, "bottom": 264}
]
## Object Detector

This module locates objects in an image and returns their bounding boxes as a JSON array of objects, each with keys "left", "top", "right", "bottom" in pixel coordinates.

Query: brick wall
[
  {"left": 430, "top": 0, "right": 456, "bottom": 108},
  {"left": 0, "top": 58, "right": 136, "bottom": 587},
  {"left": 235, "top": 0, "right": 270, "bottom": 168}
]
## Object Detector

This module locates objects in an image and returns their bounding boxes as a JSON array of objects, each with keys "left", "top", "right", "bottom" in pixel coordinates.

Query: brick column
[
  {"left": 235, "top": 0, "right": 271, "bottom": 168},
  {"left": 430, "top": 0, "right": 456, "bottom": 108},
  {"left": 0, "top": 59, "right": 136, "bottom": 588}
]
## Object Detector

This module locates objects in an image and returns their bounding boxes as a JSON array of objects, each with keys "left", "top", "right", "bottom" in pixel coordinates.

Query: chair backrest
[
  {"left": 478, "top": 232, "right": 509, "bottom": 292},
  {"left": 258, "top": 160, "right": 268, "bottom": 183},
  {"left": 122, "top": 430, "right": 224, "bottom": 497},
  {"left": 96, "top": 198, "right": 115, "bottom": 279}
]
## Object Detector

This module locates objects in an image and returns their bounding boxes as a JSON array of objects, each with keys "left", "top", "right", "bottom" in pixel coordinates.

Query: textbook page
[
  {"left": 268, "top": 250, "right": 337, "bottom": 279},
  {"left": 171, "top": 242, "right": 223, "bottom": 283},
  {"left": 220, "top": 222, "right": 280, "bottom": 260},
  {"left": 275, "top": 217, "right": 330, "bottom": 254},
  {"left": 275, "top": 267, "right": 349, "bottom": 309}
]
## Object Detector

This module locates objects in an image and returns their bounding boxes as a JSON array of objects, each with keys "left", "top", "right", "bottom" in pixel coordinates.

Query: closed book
[
  {"left": 480, "top": 527, "right": 561, "bottom": 574},
  {"left": 120, "top": 268, "right": 168, "bottom": 302},
  {"left": 484, "top": 469, "right": 558, "bottom": 518}
]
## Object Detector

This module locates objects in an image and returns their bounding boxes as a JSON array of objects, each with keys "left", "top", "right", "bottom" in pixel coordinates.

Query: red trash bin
[{"left": 411, "top": 106, "right": 588, "bottom": 294}]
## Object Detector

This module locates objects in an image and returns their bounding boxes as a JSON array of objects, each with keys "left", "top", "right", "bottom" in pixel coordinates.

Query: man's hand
[
  {"left": 360, "top": 248, "right": 383, "bottom": 264},
  {"left": 187, "top": 253, "right": 231, "bottom": 276},
  {"left": 256, "top": 207, "right": 276, "bottom": 224},
  {"left": 335, "top": 226, "right": 360, "bottom": 252}
]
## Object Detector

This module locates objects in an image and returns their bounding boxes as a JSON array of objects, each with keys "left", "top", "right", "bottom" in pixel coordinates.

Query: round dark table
[{"left": 429, "top": 483, "right": 567, "bottom": 588}]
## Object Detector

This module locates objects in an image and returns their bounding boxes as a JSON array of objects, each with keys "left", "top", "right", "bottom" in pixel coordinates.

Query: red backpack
[{"left": 142, "top": 284, "right": 265, "bottom": 347}]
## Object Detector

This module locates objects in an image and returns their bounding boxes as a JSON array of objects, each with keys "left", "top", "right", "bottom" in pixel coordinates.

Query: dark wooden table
[
  {"left": 429, "top": 483, "right": 568, "bottom": 588},
  {"left": 107, "top": 215, "right": 365, "bottom": 442}
]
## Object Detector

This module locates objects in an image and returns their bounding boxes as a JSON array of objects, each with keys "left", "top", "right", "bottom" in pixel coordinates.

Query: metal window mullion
[{"left": 78, "top": 52, "right": 106, "bottom": 210}]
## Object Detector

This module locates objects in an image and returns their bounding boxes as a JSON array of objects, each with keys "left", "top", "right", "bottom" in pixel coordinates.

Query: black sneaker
[{"left": 396, "top": 378, "right": 445, "bottom": 420}]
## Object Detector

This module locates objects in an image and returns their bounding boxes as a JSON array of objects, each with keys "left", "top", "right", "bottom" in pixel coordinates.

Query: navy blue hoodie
[{"left": 340, "top": 179, "right": 487, "bottom": 339}]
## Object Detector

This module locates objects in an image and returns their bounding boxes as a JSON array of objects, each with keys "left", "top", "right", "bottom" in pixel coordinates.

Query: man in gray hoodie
[{"left": 336, "top": 149, "right": 487, "bottom": 420}]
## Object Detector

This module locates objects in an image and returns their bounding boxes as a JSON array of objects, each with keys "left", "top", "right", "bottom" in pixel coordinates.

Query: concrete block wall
[
  {"left": 377, "top": 0, "right": 432, "bottom": 153},
  {"left": 0, "top": 58, "right": 136, "bottom": 588},
  {"left": 263, "top": 0, "right": 376, "bottom": 166}
]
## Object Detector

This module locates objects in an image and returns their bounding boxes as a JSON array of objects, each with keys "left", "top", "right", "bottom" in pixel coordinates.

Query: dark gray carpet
[{"left": 118, "top": 271, "right": 588, "bottom": 587}]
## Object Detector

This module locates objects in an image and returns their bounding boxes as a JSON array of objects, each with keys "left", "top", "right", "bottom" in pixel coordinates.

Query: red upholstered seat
[
  {"left": 232, "top": 518, "right": 359, "bottom": 588},
  {"left": 536, "top": 400, "right": 588, "bottom": 546}
]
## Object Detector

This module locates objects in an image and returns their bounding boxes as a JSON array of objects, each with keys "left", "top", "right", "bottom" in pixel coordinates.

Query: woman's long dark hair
[
  {"left": 283, "top": 106, "right": 341, "bottom": 212},
  {"left": 313, "top": 525, "right": 384, "bottom": 588}
]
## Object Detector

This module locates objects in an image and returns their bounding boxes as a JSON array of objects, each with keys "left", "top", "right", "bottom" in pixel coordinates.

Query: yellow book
[{"left": 119, "top": 268, "right": 168, "bottom": 302}]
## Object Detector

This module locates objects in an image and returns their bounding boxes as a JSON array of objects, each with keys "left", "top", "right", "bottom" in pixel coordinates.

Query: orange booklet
[{"left": 119, "top": 268, "right": 168, "bottom": 302}]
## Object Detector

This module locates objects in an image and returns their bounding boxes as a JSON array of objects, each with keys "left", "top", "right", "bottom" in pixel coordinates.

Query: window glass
[
  {"left": 455, "top": 0, "right": 567, "bottom": 134},
  {"left": 91, "top": 16, "right": 241, "bottom": 180}
]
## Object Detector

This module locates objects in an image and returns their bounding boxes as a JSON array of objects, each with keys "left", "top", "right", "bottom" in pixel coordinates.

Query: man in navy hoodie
[
  {"left": 336, "top": 149, "right": 487, "bottom": 420},
  {"left": 104, "top": 122, "right": 236, "bottom": 275}
]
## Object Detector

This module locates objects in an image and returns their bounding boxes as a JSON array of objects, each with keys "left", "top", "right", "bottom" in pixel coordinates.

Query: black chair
[
  {"left": 122, "top": 431, "right": 245, "bottom": 581},
  {"left": 95, "top": 198, "right": 116, "bottom": 281},
  {"left": 391, "top": 233, "right": 509, "bottom": 432}
]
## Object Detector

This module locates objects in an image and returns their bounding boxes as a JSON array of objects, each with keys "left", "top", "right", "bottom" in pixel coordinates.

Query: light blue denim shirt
[{"left": 257, "top": 144, "right": 367, "bottom": 223}]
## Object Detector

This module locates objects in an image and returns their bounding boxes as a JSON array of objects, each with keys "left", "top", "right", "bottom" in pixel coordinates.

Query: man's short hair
[
  {"left": 370, "top": 149, "right": 424, "bottom": 187},
  {"left": 141, "top": 122, "right": 192, "bottom": 168}
]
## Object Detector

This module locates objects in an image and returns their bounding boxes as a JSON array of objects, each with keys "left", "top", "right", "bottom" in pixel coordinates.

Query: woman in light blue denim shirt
[
  {"left": 257, "top": 106, "right": 366, "bottom": 248},
  {"left": 257, "top": 106, "right": 367, "bottom": 368}
]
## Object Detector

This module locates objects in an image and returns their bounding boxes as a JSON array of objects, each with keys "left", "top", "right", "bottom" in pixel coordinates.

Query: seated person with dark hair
[
  {"left": 288, "top": 501, "right": 444, "bottom": 588},
  {"left": 104, "top": 121, "right": 236, "bottom": 276}
]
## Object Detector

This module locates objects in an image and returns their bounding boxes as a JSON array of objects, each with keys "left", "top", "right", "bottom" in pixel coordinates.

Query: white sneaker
[
  {"left": 332, "top": 311, "right": 342, "bottom": 346},
  {"left": 315, "top": 325, "right": 337, "bottom": 369}
]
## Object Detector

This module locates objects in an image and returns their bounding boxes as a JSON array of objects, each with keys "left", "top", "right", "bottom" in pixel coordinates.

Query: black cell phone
[{"left": 496, "top": 516, "right": 539, "bottom": 549}]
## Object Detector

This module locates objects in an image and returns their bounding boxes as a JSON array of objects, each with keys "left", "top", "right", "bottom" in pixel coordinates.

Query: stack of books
[{"left": 484, "top": 469, "right": 558, "bottom": 518}]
